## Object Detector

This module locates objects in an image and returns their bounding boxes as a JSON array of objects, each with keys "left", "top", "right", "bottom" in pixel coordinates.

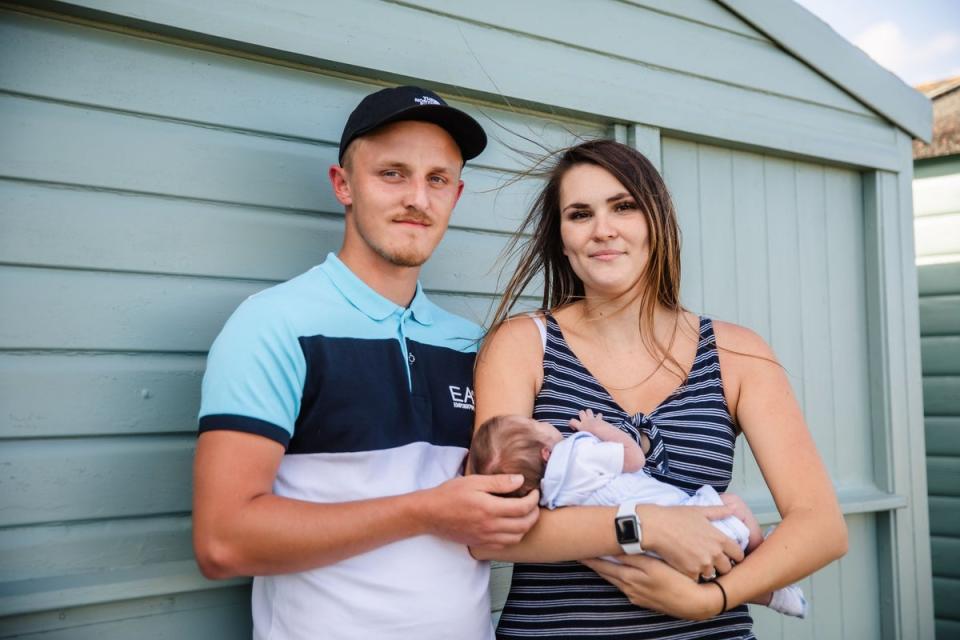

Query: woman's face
[{"left": 558, "top": 163, "right": 650, "bottom": 298}]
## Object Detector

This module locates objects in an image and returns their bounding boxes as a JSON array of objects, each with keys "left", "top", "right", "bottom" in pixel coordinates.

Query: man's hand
[{"left": 421, "top": 474, "right": 540, "bottom": 548}]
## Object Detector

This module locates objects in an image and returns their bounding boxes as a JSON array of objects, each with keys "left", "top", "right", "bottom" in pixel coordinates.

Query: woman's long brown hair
[{"left": 488, "top": 139, "right": 690, "bottom": 381}]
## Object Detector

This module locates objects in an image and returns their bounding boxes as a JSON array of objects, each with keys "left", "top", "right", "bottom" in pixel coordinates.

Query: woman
[{"left": 472, "top": 140, "right": 848, "bottom": 638}]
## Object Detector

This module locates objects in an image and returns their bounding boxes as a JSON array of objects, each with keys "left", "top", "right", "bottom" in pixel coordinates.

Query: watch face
[{"left": 615, "top": 515, "right": 639, "bottom": 544}]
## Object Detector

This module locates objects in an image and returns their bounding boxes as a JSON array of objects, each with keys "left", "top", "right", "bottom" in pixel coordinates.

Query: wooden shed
[
  {"left": 0, "top": 1, "right": 934, "bottom": 638},
  {"left": 914, "top": 76, "right": 960, "bottom": 639}
]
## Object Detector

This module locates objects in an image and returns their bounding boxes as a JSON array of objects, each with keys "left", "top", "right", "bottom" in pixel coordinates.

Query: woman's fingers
[{"left": 712, "top": 554, "right": 733, "bottom": 576}]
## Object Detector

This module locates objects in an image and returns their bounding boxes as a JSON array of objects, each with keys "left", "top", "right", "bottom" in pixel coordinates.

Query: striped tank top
[{"left": 496, "top": 313, "right": 755, "bottom": 640}]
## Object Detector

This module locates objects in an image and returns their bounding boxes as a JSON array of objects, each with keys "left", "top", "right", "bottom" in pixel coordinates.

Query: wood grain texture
[
  {"left": 11, "top": 1, "right": 904, "bottom": 169},
  {"left": 0, "top": 586, "right": 251, "bottom": 637},
  {"left": 0, "top": 436, "right": 195, "bottom": 527},
  {"left": 0, "top": 353, "right": 204, "bottom": 439},
  {"left": 717, "top": 0, "right": 931, "bottom": 141}
]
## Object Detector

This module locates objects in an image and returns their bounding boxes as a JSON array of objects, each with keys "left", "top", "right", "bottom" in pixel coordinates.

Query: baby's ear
[{"left": 541, "top": 446, "right": 552, "bottom": 463}]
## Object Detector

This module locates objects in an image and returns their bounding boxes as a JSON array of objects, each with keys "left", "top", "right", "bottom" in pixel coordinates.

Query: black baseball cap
[{"left": 338, "top": 85, "right": 487, "bottom": 164}]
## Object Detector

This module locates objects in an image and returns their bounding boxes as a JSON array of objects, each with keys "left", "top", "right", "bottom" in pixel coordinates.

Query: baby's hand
[
  {"left": 569, "top": 409, "right": 607, "bottom": 433},
  {"left": 570, "top": 409, "right": 646, "bottom": 473}
]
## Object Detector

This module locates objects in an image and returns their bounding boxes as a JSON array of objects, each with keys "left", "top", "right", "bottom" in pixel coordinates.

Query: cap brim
[{"left": 355, "top": 104, "right": 487, "bottom": 162}]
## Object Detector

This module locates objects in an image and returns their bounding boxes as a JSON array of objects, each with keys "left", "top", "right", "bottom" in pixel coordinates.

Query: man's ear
[
  {"left": 329, "top": 165, "right": 352, "bottom": 206},
  {"left": 455, "top": 179, "right": 465, "bottom": 204}
]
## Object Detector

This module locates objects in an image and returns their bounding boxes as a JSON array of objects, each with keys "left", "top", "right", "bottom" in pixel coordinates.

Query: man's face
[{"left": 333, "top": 120, "right": 464, "bottom": 269}]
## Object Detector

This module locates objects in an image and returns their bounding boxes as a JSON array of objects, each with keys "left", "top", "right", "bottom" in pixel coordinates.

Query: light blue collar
[{"left": 319, "top": 253, "right": 434, "bottom": 325}]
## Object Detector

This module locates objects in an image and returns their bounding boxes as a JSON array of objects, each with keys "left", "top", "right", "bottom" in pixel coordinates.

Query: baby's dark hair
[{"left": 470, "top": 415, "right": 546, "bottom": 498}]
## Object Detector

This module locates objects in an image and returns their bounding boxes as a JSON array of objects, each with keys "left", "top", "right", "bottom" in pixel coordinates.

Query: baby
[{"left": 470, "top": 410, "right": 807, "bottom": 618}]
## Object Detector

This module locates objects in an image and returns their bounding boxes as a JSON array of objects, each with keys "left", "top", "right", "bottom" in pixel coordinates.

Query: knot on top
[{"left": 622, "top": 414, "right": 670, "bottom": 474}]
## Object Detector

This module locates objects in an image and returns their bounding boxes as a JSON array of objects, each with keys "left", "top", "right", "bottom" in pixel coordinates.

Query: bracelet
[{"left": 711, "top": 579, "right": 728, "bottom": 615}]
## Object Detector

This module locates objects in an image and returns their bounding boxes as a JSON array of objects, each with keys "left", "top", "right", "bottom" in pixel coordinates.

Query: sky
[{"left": 793, "top": 0, "right": 960, "bottom": 87}]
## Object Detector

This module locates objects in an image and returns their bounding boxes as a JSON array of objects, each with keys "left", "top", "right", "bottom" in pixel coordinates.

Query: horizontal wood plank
[
  {"left": 919, "top": 295, "right": 960, "bottom": 336},
  {"left": 918, "top": 262, "right": 960, "bottom": 297},
  {"left": 923, "top": 377, "right": 960, "bottom": 416},
  {"left": 933, "top": 576, "right": 960, "bottom": 621},
  {"left": 0, "top": 436, "right": 195, "bottom": 527},
  {"left": 928, "top": 456, "right": 960, "bottom": 498},
  {"left": 0, "top": 516, "right": 193, "bottom": 583},
  {"left": 1, "top": 586, "right": 250, "bottom": 636},
  {"left": 0, "top": 353, "right": 203, "bottom": 439},
  {"left": 621, "top": 0, "right": 765, "bottom": 39},
  {"left": 0, "top": 95, "right": 558, "bottom": 239},
  {"left": 921, "top": 336, "right": 960, "bottom": 375},
  {"left": 404, "top": 0, "right": 871, "bottom": 115},
  {"left": 0, "top": 177, "right": 534, "bottom": 280},
  {"left": 915, "top": 213, "right": 960, "bottom": 260},
  {"left": 0, "top": 266, "right": 266, "bottom": 352},
  {"left": 930, "top": 496, "right": 960, "bottom": 537},
  {"left": 932, "top": 536, "right": 960, "bottom": 579},
  {"left": 25, "top": 0, "right": 903, "bottom": 169},
  {"left": 914, "top": 173, "right": 960, "bottom": 217},
  {"left": 0, "top": 10, "right": 602, "bottom": 175},
  {"left": 937, "top": 618, "right": 960, "bottom": 637},
  {"left": 927, "top": 417, "right": 960, "bottom": 457},
  {"left": 0, "top": 265, "right": 517, "bottom": 354}
]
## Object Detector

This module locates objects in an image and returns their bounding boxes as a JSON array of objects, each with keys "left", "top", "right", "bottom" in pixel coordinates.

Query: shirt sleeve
[
  {"left": 540, "top": 433, "right": 624, "bottom": 509},
  {"left": 198, "top": 296, "right": 306, "bottom": 447}
]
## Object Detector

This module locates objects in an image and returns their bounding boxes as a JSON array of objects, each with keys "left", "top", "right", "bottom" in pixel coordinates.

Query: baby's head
[{"left": 470, "top": 415, "right": 564, "bottom": 498}]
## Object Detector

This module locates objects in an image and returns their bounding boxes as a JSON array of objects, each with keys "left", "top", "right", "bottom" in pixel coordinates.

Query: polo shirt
[{"left": 199, "top": 253, "right": 492, "bottom": 640}]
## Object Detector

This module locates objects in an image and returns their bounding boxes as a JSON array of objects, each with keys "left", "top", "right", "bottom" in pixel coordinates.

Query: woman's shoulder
[
  {"left": 710, "top": 319, "right": 781, "bottom": 389},
  {"left": 710, "top": 319, "right": 776, "bottom": 360},
  {"left": 479, "top": 312, "right": 548, "bottom": 361}
]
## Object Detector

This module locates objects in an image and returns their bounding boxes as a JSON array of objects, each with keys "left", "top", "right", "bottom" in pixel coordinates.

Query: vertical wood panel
[
  {"left": 662, "top": 139, "right": 704, "bottom": 312},
  {"left": 841, "top": 513, "right": 882, "bottom": 639},
  {"left": 698, "top": 146, "right": 739, "bottom": 321},
  {"left": 730, "top": 151, "right": 769, "bottom": 493},
  {"left": 764, "top": 158, "right": 805, "bottom": 405},
  {"left": 898, "top": 134, "right": 937, "bottom": 640},
  {"left": 825, "top": 169, "right": 873, "bottom": 487},
  {"left": 796, "top": 164, "right": 836, "bottom": 477}
]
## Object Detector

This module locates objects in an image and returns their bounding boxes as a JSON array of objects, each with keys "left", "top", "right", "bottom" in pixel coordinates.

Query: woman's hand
[
  {"left": 635, "top": 503, "right": 744, "bottom": 579},
  {"left": 581, "top": 555, "right": 724, "bottom": 620}
]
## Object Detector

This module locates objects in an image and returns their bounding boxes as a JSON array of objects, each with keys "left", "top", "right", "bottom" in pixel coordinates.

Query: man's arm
[{"left": 193, "top": 430, "right": 540, "bottom": 579}]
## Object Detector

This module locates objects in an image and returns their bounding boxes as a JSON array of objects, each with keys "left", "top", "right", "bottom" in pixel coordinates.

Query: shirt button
[{"left": 408, "top": 353, "right": 416, "bottom": 364}]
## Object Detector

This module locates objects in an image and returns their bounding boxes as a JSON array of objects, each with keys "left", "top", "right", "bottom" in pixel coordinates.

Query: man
[{"left": 192, "top": 86, "right": 540, "bottom": 640}]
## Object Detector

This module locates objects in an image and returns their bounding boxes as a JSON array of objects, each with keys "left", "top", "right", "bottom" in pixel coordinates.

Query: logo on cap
[{"left": 414, "top": 96, "right": 442, "bottom": 106}]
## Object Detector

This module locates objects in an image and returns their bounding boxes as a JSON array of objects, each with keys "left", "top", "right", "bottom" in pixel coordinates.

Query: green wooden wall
[
  {"left": 915, "top": 156, "right": 960, "bottom": 639},
  {"left": 0, "top": 1, "right": 933, "bottom": 638}
]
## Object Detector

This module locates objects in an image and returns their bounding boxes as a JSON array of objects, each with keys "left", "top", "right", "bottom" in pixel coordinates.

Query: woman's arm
[
  {"left": 708, "top": 321, "right": 848, "bottom": 606},
  {"left": 471, "top": 315, "right": 743, "bottom": 576},
  {"left": 586, "top": 322, "right": 849, "bottom": 618}
]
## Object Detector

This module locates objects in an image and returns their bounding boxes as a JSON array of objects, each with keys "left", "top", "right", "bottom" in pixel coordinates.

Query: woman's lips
[{"left": 589, "top": 250, "right": 623, "bottom": 260}]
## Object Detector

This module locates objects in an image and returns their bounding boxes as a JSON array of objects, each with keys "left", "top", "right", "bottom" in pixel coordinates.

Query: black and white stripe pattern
[{"left": 497, "top": 314, "right": 755, "bottom": 639}]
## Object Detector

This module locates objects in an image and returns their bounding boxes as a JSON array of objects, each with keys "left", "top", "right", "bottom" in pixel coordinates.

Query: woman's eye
[
  {"left": 568, "top": 210, "right": 590, "bottom": 220},
  {"left": 615, "top": 201, "right": 638, "bottom": 212}
]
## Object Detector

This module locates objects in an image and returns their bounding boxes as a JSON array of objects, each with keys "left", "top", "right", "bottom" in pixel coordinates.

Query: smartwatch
[{"left": 615, "top": 501, "right": 643, "bottom": 554}]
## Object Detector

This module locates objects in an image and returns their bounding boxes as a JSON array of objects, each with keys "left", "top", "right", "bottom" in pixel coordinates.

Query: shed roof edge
[{"left": 716, "top": 0, "right": 933, "bottom": 142}]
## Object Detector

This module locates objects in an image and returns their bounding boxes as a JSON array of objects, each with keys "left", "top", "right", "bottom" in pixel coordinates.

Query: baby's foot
[{"left": 768, "top": 585, "right": 807, "bottom": 618}]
